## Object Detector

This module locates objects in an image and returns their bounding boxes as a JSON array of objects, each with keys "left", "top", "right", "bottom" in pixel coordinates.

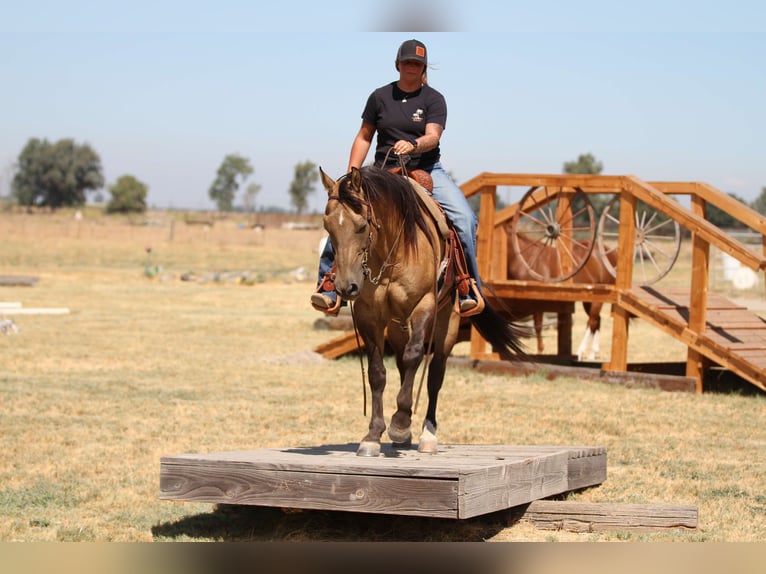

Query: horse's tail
[{"left": 469, "top": 302, "right": 530, "bottom": 361}]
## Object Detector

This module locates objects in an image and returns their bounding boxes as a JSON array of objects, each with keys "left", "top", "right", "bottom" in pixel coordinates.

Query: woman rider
[{"left": 312, "top": 38, "right": 481, "bottom": 316}]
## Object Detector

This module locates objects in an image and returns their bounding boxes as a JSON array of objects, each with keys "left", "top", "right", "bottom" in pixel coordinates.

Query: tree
[
  {"left": 751, "top": 187, "right": 766, "bottom": 217},
  {"left": 106, "top": 175, "right": 148, "bottom": 214},
  {"left": 208, "top": 154, "right": 253, "bottom": 211},
  {"left": 706, "top": 192, "right": 749, "bottom": 229},
  {"left": 12, "top": 138, "right": 104, "bottom": 208},
  {"left": 243, "top": 182, "right": 262, "bottom": 213},
  {"left": 563, "top": 152, "right": 607, "bottom": 225},
  {"left": 563, "top": 153, "right": 603, "bottom": 175},
  {"left": 288, "top": 160, "right": 318, "bottom": 214}
]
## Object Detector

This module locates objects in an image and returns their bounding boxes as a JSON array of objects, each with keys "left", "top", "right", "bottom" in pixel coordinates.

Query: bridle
[{"left": 327, "top": 174, "right": 404, "bottom": 287}]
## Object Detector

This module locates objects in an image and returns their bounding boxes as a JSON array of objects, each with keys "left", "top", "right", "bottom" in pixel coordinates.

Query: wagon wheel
[
  {"left": 511, "top": 186, "right": 596, "bottom": 282},
  {"left": 597, "top": 195, "right": 682, "bottom": 285}
]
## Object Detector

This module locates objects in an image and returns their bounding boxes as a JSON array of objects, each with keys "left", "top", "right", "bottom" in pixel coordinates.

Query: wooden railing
[{"left": 460, "top": 173, "right": 766, "bottom": 388}]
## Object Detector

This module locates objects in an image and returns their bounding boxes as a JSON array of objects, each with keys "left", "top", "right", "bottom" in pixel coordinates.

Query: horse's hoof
[
  {"left": 417, "top": 439, "right": 438, "bottom": 454},
  {"left": 391, "top": 437, "right": 412, "bottom": 449},
  {"left": 417, "top": 425, "right": 438, "bottom": 454},
  {"left": 387, "top": 425, "right": 412, "bottom": 445},
  {"left": 356, "top": 441, "right": 381, "bottom": 457}
]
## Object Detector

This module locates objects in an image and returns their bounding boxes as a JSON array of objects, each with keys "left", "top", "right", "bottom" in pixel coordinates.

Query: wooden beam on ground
[
  {"left": 0, "top": 307, "right": 70, "bottom": 315},
  {"left": 448, "top": 357, "right": 697, "bottom": 393},
  {"left": 0, "top": 302, "right": 22, "bottom": 308},
  {"left": 0, "top": 275, "right": 39, "bottom": 286},
  {"left": 515, "top": 500, "right": 698, "bottom": 533},
  {"left": 314, "top": 331, "right": 362, "bottom": 359}
]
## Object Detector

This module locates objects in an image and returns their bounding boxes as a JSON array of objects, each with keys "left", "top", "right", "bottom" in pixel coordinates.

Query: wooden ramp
[
  {"left": 620, "top": 287, "right": 766, "bottom": 392},
  {"left": 314, "top": 330, "right": 360, "bottom": 359},
  {"left": 160, "top": 444, "right": 606, "bottom": 519}
]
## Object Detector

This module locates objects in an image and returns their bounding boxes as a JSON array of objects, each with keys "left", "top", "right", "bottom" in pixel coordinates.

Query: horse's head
[{"left": 320, "top": 167, "right": 372, "bottom": 302}]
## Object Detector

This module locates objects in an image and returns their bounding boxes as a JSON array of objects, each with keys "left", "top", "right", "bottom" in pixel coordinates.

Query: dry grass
[{"left": 0, "top": 210, "right": 764, "bottom": 542}]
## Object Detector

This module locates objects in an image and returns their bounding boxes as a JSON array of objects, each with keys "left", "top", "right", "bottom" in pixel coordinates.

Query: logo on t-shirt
[{"left": 412, "top": 108, "right": 424, "bottom": 123}]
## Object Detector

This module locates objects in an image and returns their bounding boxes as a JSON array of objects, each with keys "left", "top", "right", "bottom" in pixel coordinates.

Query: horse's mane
[{"left": 338, "top": 166, "right": 433, "bottom": 254}]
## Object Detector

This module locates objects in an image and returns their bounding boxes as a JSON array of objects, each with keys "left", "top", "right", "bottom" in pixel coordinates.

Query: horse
[
  {"left": 320, "top": 166, "right": 526, "bottom": 457},
  {"left": 506, "top": 229, "right": 617, "bottom": 361}
]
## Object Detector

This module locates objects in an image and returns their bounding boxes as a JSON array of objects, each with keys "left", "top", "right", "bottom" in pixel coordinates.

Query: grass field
[{"left": 1, "top": 209, "right": 765, "bottom": 542}]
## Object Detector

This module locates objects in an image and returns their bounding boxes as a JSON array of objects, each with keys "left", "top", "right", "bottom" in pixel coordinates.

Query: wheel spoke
[
  {"left": 642, "top": 237, "right": 675, "bottom": 261},
  {"left": 643, "top": 217, "right": 677, "bottom": 237}
]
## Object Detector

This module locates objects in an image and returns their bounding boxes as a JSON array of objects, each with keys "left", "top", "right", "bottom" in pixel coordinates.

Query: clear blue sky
[{"left": 1, "top": 1, "right": 764, "bottom": 212}]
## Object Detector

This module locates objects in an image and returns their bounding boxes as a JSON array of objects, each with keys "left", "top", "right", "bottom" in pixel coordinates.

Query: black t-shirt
[{"left": 361, "top": 81, "right": 446, "bottom": 170}]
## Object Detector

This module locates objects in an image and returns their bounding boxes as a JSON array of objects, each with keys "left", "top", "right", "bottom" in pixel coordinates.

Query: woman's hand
[{"left": 393, "top": 139, "right": 417, "bottom": 155}]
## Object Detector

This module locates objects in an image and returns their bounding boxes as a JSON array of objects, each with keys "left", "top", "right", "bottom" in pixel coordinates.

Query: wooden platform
[{"left": 160, "top": 444, "right": 606, "bottom": 519}]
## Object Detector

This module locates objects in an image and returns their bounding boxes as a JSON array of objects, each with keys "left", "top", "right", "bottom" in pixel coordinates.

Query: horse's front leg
[
  {"left": 387, "top": 310, "right": 431, "bottom": 448},
  {"left": 357, "top": 342, "right": 387, "bottom": 457}
]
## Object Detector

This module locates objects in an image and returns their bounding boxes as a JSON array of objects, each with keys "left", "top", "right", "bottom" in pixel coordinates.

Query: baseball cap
[{"left": 396, "top": 39, "right": 427, "bottom": 66}]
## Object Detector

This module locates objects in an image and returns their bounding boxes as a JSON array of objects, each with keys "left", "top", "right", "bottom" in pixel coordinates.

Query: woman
[{"left": 312, "top": 38, "right": 481, "bottom": 315}]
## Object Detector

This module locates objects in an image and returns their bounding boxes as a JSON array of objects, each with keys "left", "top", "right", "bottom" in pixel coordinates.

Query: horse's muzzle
[{"left": 336, "top": 281, "right": 361, "bottom": 301}]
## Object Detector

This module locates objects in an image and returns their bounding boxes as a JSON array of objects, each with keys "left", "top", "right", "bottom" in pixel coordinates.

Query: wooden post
[
  {"left": 687, "top": 195, "right": 710, "bottom": 393},
  {"left": 555, "top": 187, "right": 574, "bottom": 278},
  {"left": 471, "top": 185, "right": 497, "bottom": 359},
  {"left": 607, "top": 186, "right": 636, "bottom": 372},
  {"left": 762, "top": 233, "right": 766, "bottom": 298},
  {"left": 557, "top": 311, "right": 573, "bottom": 356}
]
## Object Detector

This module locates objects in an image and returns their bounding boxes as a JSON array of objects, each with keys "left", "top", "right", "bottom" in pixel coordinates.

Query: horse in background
[
  {"left": 321, "top": 166, "right": 526, "bottom": 457},
  {"left": 507, "top": 229, "right": 617, "bottom": 361}
]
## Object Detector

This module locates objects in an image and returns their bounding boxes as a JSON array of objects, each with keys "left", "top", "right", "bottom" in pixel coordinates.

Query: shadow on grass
[{"left": 151, "top": 504, "right": 514, "bottom": 542}]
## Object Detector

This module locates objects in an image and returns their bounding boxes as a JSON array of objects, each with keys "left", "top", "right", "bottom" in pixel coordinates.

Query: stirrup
[
  {"left": 311, "top": 291, "right": 341, "bottom": 316},
  {"left": 457, "top": 278, "right": 485, "bottom": 318},
  {"left": 313, "top": 270, "right": 342, "bottom": 315}
]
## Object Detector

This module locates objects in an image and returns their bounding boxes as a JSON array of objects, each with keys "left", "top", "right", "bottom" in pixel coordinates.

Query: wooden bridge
[{"left": 464, "top": 173, "right": 766, "bottom": 393}]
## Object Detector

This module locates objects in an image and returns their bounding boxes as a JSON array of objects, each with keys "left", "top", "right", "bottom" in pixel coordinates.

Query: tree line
[
  {"left": 6, "top": 137, "right": 319, "bottom": 214},
  {"left": 6, "top": 139, "right": 766, "bottom": 228}
]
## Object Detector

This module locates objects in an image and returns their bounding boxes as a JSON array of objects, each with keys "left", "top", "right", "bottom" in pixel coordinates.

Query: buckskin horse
[{"left": 320, "top": 166, "right": 526, "bottom": 457}]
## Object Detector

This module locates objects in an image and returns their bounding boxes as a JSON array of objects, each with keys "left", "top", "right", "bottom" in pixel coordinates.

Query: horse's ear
[
  {"left": 319, "top": 167, "right": 336, "bottom": 194},
  {"left": 350, "top": 167, "right": 363, "bottom": 191}
]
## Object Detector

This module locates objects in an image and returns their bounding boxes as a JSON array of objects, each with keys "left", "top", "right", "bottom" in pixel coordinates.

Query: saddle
[{"left": 312, "top": 168, "right": 485, "bottom": 318}]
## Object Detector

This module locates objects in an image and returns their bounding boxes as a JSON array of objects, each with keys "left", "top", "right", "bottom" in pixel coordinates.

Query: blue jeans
[
  {"left": 316, "top": 163, "right": 481, "bottom": 298},
  {"left": 428, "top": 163, "right": 482, "bottom": 292},
  {"left": 316, "top": 236, "right": 337, "bottom": 301}
]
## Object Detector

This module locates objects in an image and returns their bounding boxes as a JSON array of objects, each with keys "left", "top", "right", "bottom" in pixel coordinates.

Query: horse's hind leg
[
  {"left": 534, "top": 311, "right": 544, "bottom": 354},
  {"left": 576, "top": 328, "right": 592, "bottom": 361}
]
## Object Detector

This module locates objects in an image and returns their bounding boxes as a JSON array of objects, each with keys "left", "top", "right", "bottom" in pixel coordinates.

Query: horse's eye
[{"left": 355, "top": 221, "right": 368, "bottom": 234}]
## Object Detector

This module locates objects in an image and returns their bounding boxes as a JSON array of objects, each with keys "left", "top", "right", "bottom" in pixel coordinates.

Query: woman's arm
[{"left": 347, "top": 122, "right": 376, "bottom": 172}]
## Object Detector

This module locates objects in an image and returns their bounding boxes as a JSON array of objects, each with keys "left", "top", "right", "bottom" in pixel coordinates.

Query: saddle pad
[{"left": 408, "top": 178, "right": 452, "bottom": 241}]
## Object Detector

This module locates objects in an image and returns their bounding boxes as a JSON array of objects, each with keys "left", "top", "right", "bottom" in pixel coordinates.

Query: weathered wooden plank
[
  {"left": 160, "top": 461, "right": 459, "bottom": 518},
  {"left": 448, "top": 357, "right": 698, "bottom": 393},
  {"left": 162, "top": 444, "right": 605, "bottom": 479},
  {"left": 520, "top": 500, "right": 698, "bottom": 532},
  {"left": 459, "top": 451, "right": 568, "bottom": 518},
  {"left": 567, "top": 451, "right": 608, "bottom": 491}
]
